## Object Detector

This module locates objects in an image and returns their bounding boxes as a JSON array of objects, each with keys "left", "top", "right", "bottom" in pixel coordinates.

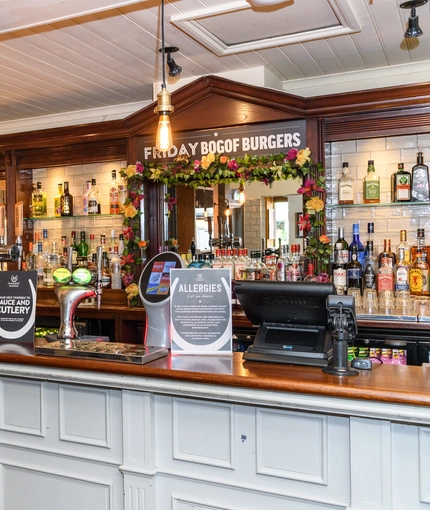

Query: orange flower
[
  {"left": 319, "top": 235, "right": 330, "bottom": 244},
  {"left": 138, "top": 240, "right": 147, "bottom": 249},
  {"left": 219, "top": 155, "right": 229, "bottom": 164}
]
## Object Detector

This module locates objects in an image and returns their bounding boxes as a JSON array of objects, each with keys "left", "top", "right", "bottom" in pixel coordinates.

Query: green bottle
[{"left": 77, "top": 231, "right": 89, "bottom": 257}]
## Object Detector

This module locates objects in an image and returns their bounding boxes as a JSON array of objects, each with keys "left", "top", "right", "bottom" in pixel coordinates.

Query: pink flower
[
  {"left": 228, "top": 160, "right": 238, "bottom": 171},
  {"left": 285, "top": 148, "right": 298, "bottom": 161},
  {"left": 121, "top": 253, "right": 135, "bottom": 266},
  {"left": 135, "top": 161, "right": 144, "bottom": 174},
  {"left": 194, "top": 160, "right": 201, "bottom": 171},
  {"left": 297, "top": 179, "right": 324, "bottom": 197},
  {"left": 123, "top": 227, "right": 134, "bottom": 241},
  {"left": 122, "top": 273, "right": 134, "bottom": 287}
]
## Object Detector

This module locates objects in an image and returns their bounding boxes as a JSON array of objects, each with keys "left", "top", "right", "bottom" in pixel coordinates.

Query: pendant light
[
  {"left": 155, "top": 0, "right": 174, "bottom": 152},
  {"left": 400, "top": 0, "right": 427, "bottom": 38}
]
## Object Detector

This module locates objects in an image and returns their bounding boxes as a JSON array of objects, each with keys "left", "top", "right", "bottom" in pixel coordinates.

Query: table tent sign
[
  {"left": 170, "top": 268, "right": 232, "bottom": 354},
  {"left": 0, "top": 270, "right": 37, "bottom": 355}
]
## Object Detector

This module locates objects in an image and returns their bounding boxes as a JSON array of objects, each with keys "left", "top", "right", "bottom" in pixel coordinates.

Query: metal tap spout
[
  {"left": 96, "top": 245, "right": 103, "bottom": 310},
  {"left": 55, "top": 285, "right": 97, "bottom": 339}
]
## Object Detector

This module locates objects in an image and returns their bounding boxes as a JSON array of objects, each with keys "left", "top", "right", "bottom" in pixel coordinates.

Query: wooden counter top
[{"left": 0, "top": 350, "right": 429, "bottom": 409}]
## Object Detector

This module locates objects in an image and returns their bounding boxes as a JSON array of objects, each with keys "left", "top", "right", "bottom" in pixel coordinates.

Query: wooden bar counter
[{"left": 0, "top": 346, "right": 429, "bottom": 509}]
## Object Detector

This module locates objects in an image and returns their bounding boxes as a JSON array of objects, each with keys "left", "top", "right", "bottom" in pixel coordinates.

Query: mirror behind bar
[{"left": 234, "top": 281, "right": 336, "bottom": 366}]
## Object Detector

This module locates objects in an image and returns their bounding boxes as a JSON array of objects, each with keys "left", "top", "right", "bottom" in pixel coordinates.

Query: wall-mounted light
[
  {"left": 238, "top": 183, "right": 245, "bottom": 205},
  {"left": 155, "top": 0, "right": 174, "bottom": 152},
  {"left": 162, "top": 46, "right": 182, "bottom": 77},
  {"left": 400, "top": 0, "right": 427, "bottom": 38}
]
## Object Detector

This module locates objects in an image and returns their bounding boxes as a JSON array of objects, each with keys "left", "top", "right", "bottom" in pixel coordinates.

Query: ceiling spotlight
[
  {"left": 400, "top": 0, "right": 428, "bottom": 38},
  {"left": 159, "top": 46, "right": 182, "bottom": 78}
]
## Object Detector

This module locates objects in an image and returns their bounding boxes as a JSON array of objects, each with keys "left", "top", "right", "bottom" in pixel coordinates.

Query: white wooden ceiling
[{"left": 0, "top": 0, "right": 428, "bottom": 133}]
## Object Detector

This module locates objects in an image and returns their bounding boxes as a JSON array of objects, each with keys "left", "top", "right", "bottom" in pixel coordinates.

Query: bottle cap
[
  {"left": 353, "top": 223, "right": 359, "bottom": 234},
  {"left": 342, "top": 162, "right": 349, "bottom": 167},
  {"left": 367, "top": 222, "right": 374, "bottom": 233},
  {"left": 111, "top": 229, "right": 116, "bottom": 237},
  {"left": 368, "top": 160, "right": 374, "bottom": 165}
]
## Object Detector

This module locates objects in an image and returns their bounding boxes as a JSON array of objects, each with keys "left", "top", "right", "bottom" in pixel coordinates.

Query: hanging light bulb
[
  {"left": 239, "top": 183, "right": 245, "bottom": 205},
  {"left": 155, "top": 0, "right": 174, "bottom": 152}
]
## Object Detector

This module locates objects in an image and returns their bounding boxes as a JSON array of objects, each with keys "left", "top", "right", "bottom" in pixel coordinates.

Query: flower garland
[{"left": 119, "top": 147, "right": 328, "bottom": 289}]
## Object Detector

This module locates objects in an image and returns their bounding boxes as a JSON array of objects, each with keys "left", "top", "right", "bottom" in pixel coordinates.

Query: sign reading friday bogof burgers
[{"left": 0, "top": 271, "right": 37, "bottom": 353}]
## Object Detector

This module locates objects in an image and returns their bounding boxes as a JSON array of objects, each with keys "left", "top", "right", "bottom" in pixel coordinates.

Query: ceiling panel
[{"left": 0, "top": 0, "right": 426, "bottom": 132}]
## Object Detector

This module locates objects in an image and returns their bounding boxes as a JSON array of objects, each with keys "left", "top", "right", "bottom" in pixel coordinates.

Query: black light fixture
[
  {"left": 400, "top": 0, "right": 428, "bottom": 38},
  {"left": 154, "top": 0, "right": 174, "bottom": 152},
  {"left": 162, "top": 46, "right": 182, "bottom": 77}
]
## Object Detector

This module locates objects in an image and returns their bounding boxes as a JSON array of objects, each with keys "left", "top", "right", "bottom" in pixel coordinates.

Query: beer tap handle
[{"left": 96, "top": 245, "right": 103, "bottom": 310}]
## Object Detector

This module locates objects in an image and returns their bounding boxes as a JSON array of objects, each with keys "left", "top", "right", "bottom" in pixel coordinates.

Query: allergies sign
[
  {"left": 0, "top": 271, "right": 37, "bottom": 353},
  {"left": 137, "top": 120, "right": 306, "bottom": 163}
]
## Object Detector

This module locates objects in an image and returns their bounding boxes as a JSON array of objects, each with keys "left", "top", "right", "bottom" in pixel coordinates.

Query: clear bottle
[
  {"left": 60, "top": 181, "right": 73, "bottom": 217},
  {"left": 349, "top": 223, "right": 365, "bottom": 267},
  {"left": 290, "top": 244, "right": 302, "bottom": 282},
  {"left": 397, "top": 229, "right": 411, "bottom": 265},
  {"left": 212, "top": 249, "right": 223, "bottom": 269},
  {"left": 54, "top": 183, "right": 63, "bottom": 217},
  {"left": 364, "top": 222, "right": 379, "bottom": 260},
  {"left": 50, "top": 241, "right": 61, "bottom": 268},
  {"left": 26, "top": 242, "right": 36, "bottom": 271},
  {"left": 77, "top": 231, "right": 89, "bottom": 258},
  {"left": 338, "top": 162, "right": 354, "bottom": 204},
  {"left": 118, "top": 174, "right": 127, "bottom": 213},
  {"left": 377, "top": 256, "right": 394, "bottom": 292},
  {"left": 36, "top": 241, "right": 45, "bottom": 288},
  {"left": 245, "top": 251, "right": 257, "bottom": 280},
  {"left": 32, "top": 182, "right": 47, "bottom": 217},
  {"left": 100, "top": 233, "right": 107, "bottom": 255},
  {"left": 42, "top": 229, "right": 50, "bottom": 260},
  {"left": 110, "top": 246, "right": 122, "bottom": 289},
  {"left": 393, "top": 163, "right": 411, "bottom": 202},
  {"left": 101, "top": 251, "right": 111, "bottom": 288},
  {"left": 332, "top": 242, "right": 347, "bottom": 295},
  {"left": 362, "top": 240, "right": 378, "bottom": 291},
  {"left": 276, "top": 245, "right": 290, "bottom": 281},
  {"left": 109, "top": 170, "right": 120, "bottom": 215},
  {"left": 88, "top": 178, "right": 101, "bottom": 215},
  {"left": 409, "top": 250, "right": 429, "bottom": 296},
  {"left": 378, "top": 239, "right": 396, "bottom": 269},
  {"left": 394, "top": 247, "right": 410, "bottom": 293},
  {"left": 82, "top": 180, "right": 91, "bottom": 216},
  {"left": 234, "top": 248, "right": 246, "bottom": 280},
  {"left": 411, "top": 152, "right": 430, "bottom": 202},
  {"left": 118, "top": 233, "right": 124, "bottom": 256},
  {"left": 363, "top": 159, "right": 380, "bottom": 204},
  {"left": 347, "top": 245, "right": 363, "bottom": 292},
  {"left": 108, "top": 229, "right": 118, "bottom": 260},
  {"left": 87, "top": 234, "right": 97, "bottom": 264},
  {"left": 43, "top": 254, "right": 54, "bottom": 288},
  {"left": 303, "top": 263, "right": 318, "bottom": 282}
]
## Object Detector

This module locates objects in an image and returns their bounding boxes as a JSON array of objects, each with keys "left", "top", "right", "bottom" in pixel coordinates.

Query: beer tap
[{"left": 96, "top": 245, "right": 103, "bottom": 310}]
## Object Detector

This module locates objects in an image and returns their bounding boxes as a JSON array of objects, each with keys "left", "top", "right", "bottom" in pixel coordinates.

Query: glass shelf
[
  {"left": 24, "top": 213, "right": 124, "bottom": 221},
  {"left": 329, "top": 201, "right": 430, "bottom": 209}
]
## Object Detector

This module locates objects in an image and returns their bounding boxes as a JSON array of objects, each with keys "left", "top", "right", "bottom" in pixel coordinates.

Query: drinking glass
[{"left": 347, "top": 287, "right": 362, "bottom": 308}]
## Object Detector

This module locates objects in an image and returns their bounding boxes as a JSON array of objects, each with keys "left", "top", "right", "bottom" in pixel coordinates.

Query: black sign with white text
[
  {"left": 137, "top": 120, "right": 306, "bottom": 163},
  {"left": 0, "top": 271, "right": 37, "bottom": 353},
  {"left": 170, "top": 268, "right": 232, "bottom": 354}
]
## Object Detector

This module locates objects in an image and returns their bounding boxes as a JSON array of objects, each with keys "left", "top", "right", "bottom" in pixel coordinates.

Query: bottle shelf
[
  {"left": 25, "top": 213, "right": 124, "bottom": 221},
  {"left": 330, "top": 201, "right": 430, "bottom": 209}
]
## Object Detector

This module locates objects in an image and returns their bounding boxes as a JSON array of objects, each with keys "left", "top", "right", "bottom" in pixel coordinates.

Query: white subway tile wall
[
  {"left": 31, "top": 160, "right": 127, "bottom": 246},
  {"left": 325, "top": 135, "right": 430, "bottom": 249}
]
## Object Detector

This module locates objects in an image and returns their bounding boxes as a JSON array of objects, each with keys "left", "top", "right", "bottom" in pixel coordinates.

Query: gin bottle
[{"left": 411, "top": 152, "right": 430, "bottom": 202}]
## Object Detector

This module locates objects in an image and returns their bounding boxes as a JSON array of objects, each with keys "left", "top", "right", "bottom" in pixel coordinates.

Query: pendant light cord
[{"left": 161, "top": 0, "right": 166, "bottom": 90}]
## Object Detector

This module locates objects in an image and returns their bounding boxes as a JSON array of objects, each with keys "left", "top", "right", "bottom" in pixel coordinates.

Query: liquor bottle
[
  {"left": 411, "top": 152, "right": 430, "bottom": 202},
  {"left": 54, "top": 183, "right": 63, "bottom": 217},
  {"left": 42, "top": 228, "right": 50, "bottom": 260},
  {"left": 43, "top": 254, "right": 54, "bottom": 288},
  {"left": 332, "top": 242, "right": 347, "bottom": 295},
  {"left": 362, "top": 240, "right": 378, "bottom": 291},
  {"left": 70, "top": 230, "right": 78, "bottom": 268},
  {"left": 234, "top": 248, "right": 246, "bottom": 281},
  {"left": 29, "top": 182, "right": 36, "bottom": 218},
  {"left": 25, "top": 242, "right": 36, "bottom": 271},
  {"left": 77, "top": 231, "right": 89, "bottom": 258},
  {"left": 397, "top": 229, "right": 411, "bottom": 264},
  {"left": 108, "top": 230, "right": 118, "bottom": 260},
  {"left": 347, "top": 245, "right": 363, "bottom": 292},
  {"left": 87, "top": 234, "right": 97, "bottom": 264},
  {"left": 378, "top": 239, "right": 396, "bottom": 269},
  {"left": 110, "top": 246, "right": 122, "bottom": 289},
  {"left": 101, "top": 251, "right": 111, "bottom": 288},
  {"left": 109, "top": 170, "right": 120, "bottom": 215},
  {"left": 338, "top": 162, "right": 354, "bottom": 204},
  {"left": 32, "top": 182, "right": 47, "bottom": 217},
  {"left": 82, "top": 180, "right": 91, "bottom": 215},
  {"left": 364, "top": 222, "right": 379, "bottom": 259},
  {"left": 394, "top": 247, "right": 410, "bottom": 293},
  {"left": 118, "top": 233, "right": 124, "bottom": 256},
  {"left": 190, "top": 238, "right": 196, "bottom": 262},
  {"left": 88, "top": 178, "right": 101, "bottom": 215},
  {"left": 411, "top": 228, "right": 429, "bottom": 264},
  {"left": 118, "top": 174, "right": 127, "bottom": 213},
  {"left": 36, "top": 241, "right": 45, "bottom": 288},
  {"left": 409, "top": 250, "right": 429, "bottom": 296},
  {"left": 60, "top": 181, "right": 73, "bottom": 217},
  {"left": 335, "top": 227, "right": 349, "bottom": 264},
  {"left": 100, "top": 233, "right": 107, "bottom": 255},
  {"left": 212, "top": 249, "right": 223, "bottom": 269},
  {"left": 290, "top": 244, "right": 302, "bottom": 282},
  {"left": 393, "top": 163, "right": 411, "bottom": 202},
  {"left": 50, "top": 241, "right": 61, "bottom": 268},
  {"left": 377, "top": 256, "right": 394, "bottom": 292},
  {"left": 303, "top": 263, "right": 318, "bottom": 282},
  {"left": 276, "top": 245, "right": 290, "bottom": 281},
  {"left": 245, "top": 251, "right": 257, "bottom": 280},
  {"left": 363, "top": 160, "right": 380, "bottom": 204},
  {"left": 349, "top": 223, "right": 365, "bottom": 267}
]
